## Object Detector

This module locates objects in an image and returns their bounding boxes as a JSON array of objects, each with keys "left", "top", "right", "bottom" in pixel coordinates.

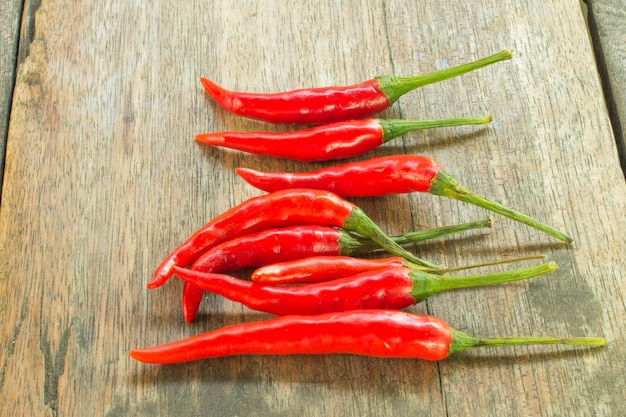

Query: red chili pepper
[
  {"left": 251, "top": 252, "right": 545, "bottom": 285},
  {"left": 253, "top": 256, "right": 405, "bottom": 284},
  {"left": 236, "top": 155, "right": 574, "bottom": 244},
  {"left": 149, "top": 188, "right": 439, "bottom": 289},
  {"left": 195, "top": 116, "right": 490, "bottom": 162},
  {"left": 200, "top": 50, "right": 512, "bottom": 125},
  {"left": 176, "top": 261, "right": 558, "bottom": 316},
  {"left": 180, "top": 218, "right": 491, "bottom": 322},
  {"left": 129, "top": 309, "right": 605, "bottom": 364},
  {"left": 180, "top": 225, "right": 408, "bottom": 323}
]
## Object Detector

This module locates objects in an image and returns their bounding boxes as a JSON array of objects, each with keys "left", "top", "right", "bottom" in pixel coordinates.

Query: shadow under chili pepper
[
  {"left": 133, "top": 349, "right": 439, "bottom": 390},
  {"left": 443, "top": 341, "right": 606, "bottom": 366},
  {"left": 198, "top": 142, "right": 306, "bottom": 185},
  {"left": 412, "top": 240, "right": 560, "bottom": 269},
  {"left": 384, "top": 128, "right": 493, "bottom": 155},
  {"left": 185, "top": 306, "right": 273, "bottom": 327},
  {"left": 461, "top": 241, "right": 569, "bottom": 259}
]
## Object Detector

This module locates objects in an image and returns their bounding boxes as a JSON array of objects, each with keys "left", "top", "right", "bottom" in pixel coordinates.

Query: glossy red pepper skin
[
  {"left": 200, "top": 51, "right": 512, "bottom": 125},
  {"left": 177, "top": 266, "right": 418, "bottom": 316},
  {"left": 181, "top": 222, "right": 459, "bottom": 322},
  {"left": 201, "top": 78, "right": 388, "bottom": 125},
  {"left": 190, "top": 226, "right": 346, "bottom": 271},
  {"left": 181, "top": 225, "right": 367, "bottom": 322},
  {"left": 130, "top": 304, "right": 604, "bottom": 364},
  {"left": 180, "top": 217, "right": 494, "bottom": 322},
  {"left": 252, "top": 255, "right": 405, "bottom": 284},
  {"left": 130, "top": 307, "right": 605, "bottom": 364},
  {"left": 195, "top": 117, "right": 490, "bottom": 162},
  {"left": 236, "top": 155, "right": 442, "bottom": 196},
  {"left": 151, "top": 188, "right": 439, "bottom": 290},
  {"left": 129, "top": 310, "right": 452, "bottom": 364},
  {"left": 197, "top": 119, "right": 384, "bottom": 162},
  {"left": 149, "top": 189, "right": 353, "bottom": 289},
  {"left": 251, "top": 251, "right": 550, "bottom": 286},
  {"left": 177, "top": 261, "right": 558, "bottom": 317},
  {"left": 236, "top": 155, "right": 574, "bottom": 243}
]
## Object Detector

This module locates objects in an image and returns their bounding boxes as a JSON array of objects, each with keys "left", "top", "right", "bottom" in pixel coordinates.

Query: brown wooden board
[{"left": 0, "top": 1, "right": 625, "bottom": 416}]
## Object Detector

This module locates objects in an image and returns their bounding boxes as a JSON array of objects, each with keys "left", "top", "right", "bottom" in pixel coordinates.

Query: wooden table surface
[{"left": 1, "top": 1, "right": 625, "bottom": 416}]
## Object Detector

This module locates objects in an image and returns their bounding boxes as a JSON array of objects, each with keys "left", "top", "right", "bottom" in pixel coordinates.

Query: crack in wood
[
  {"left": 17, "top": 0, "right": 43, "bottom": 66},
  {"left": 584, "top": 1, "right": 626, "bottom": 177},
  {"left": 38, "top": 310, "right": 74, "bottom": 417},
  {"left": 0, "top": 297, "right": 28, "bottom": 390}
]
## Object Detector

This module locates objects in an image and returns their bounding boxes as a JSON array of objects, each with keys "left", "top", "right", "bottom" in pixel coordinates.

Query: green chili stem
[
  {"left": 390, "top": 217, "right": 492, "bottom": 245},
  {"left": 377, "top": 50, "right": 513, "bottom": 105},
  {"left": 344, "top": 207, "right": 441, "bottom": 269},
  {"left": 449, "top": 329, "right": 606, "bottom": 356},
  {"left": 419, "top": 254, "right": 545, "bottom": 274},
  {"left": 380, "top": 116, "right": 492, "bottom": 143},
  {"left": 428, "top": 170, "right": 574, "bottom": 244},
  {"left": 411, "top": 261, "right": 558, "bottom": 302},
  {"left": 343, "top": 218, "right": 493, "bottom": 271}
]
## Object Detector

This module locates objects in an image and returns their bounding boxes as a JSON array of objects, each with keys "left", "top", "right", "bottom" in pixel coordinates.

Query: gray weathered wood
[
  {"left": 0, "top": 0, "right": 23, "bottom": 197},
  {"left": 587, "top": 0, "right": 626, "bottom": 175},
  {"left": 0, "top": 1, "right": 624, "bottom": 416}
]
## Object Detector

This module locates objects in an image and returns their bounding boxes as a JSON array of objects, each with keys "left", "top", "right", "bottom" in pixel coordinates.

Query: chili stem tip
[
  {"left": 450, "top": 329, "right": 606, "bottom": 356},
  {"left": 378, "top": 50, "right": 514, "bottom": 105},
  {"left": 429, "top": 170, "right": 574, "bottom": 244},
  {"left": 425, "top": 253, "right": 546, "bottom": 274},
  {"left": 414, "top": 260, "right": 559, "bottom": 301}
]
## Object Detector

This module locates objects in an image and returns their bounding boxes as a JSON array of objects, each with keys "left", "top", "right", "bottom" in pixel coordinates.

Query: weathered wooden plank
[
  {"left": 0, "top": 0, "right": 624, "bottom": 416},
  {"left": 380, "top": 1, "right": 626, "bottom": 416},
  {"left": 587, "top": 0, "right": 626, "bottom": 175},
  {"left": 0, "top": 0, "right": 23, "bottom": 197}
]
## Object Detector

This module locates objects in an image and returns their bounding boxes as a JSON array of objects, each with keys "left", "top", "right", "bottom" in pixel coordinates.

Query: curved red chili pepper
[
  {"left": 150, "top": 188, "right": 441, "bottom": 290},
  {"left": 200, "top": 50, "right": 512, "bottom": 125},
  {"left": 181, "top": 225, "right": 382, "bottom": 323},
  {"left": 236, "top": 155, "right": 574, "bottom": 244},
  {"left": 129, "top": 309, "right": 605, "bottom": 364},
  {"left": 188, "top": 217, "right": 492, "bottom": 274},
  {"left": 195, "top": 116, "right": 490, "bottom": 162},
  {"left": 252, "top": 255, "right": 405, "bottom": 284},
  {"left": 176, "top": 261, "right": 558, "bottom": 316},
  {"left": 251, "top": 251, "right": 545, "bottom": 285},
  {"left": 181, "top": 218, "right": 493, "bottom": 322},
  {"left": 236, "top": 154, "right": 441, "bottom": 195}
]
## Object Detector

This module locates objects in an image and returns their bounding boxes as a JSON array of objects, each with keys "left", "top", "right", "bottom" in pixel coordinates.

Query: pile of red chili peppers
[{"left": 131, "top": 50, "right": 605, "bottom": 365}]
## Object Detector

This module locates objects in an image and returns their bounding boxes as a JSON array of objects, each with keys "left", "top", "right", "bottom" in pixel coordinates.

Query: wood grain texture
[
  {"left": 587, "top": 0, "right": 626, "bottom": 174},
  {"left": 0, "top": 1, "right": 624, "bottom": 416},
  {"left": 0, "top": 0, "right": 23, "bottom": 197}
]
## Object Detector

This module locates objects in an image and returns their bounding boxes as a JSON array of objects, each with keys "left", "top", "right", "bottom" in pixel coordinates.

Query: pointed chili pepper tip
[
  {"left": 200, "top": 77, "right": 220, "bottom": 94},
  {"left": 200, "top": 77, "right": 239, "bottom": 110},
  {"left": 129, "top": 348, "right": 161, "bottom": 364},
  {"left": 129, "top": 350, "right": 141, "bottom": 361},
  {"left": 195, "top": 132, "right": 225, "bottom": 145}
]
